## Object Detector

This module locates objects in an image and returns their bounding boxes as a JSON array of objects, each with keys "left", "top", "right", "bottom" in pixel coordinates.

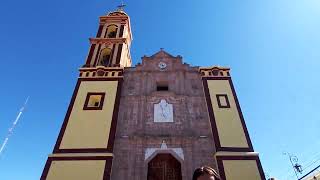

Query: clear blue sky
[{"left": 0, "top": 0, "right": 319, "bottom": 179}]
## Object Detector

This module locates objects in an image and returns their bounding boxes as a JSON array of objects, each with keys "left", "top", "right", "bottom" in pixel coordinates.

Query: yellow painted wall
[
  {"left": 120, "top": 44, "right": 130, "bottom": 67},
  {"left": 207, "top": 80, "right": 248, "bottom": 148},
  {"left": 91, "top": 45, "right": 99, "bottom": 66},
  {"left": 46, "top": 160, "right": 105, "bottom": 180},
  {"left": 223, "top": 160, "right": 262, "bottom": 180},
  {"left": 111, "top": 44, "right": 119, "bottom": 65},
  {"left": 60, "top": 80, "right": 118, "bottom": 149}
]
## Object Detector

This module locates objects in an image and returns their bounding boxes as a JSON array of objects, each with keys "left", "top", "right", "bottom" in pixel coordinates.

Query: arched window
[
  {"left": 106, "top": 25, "right": 118, "bottom": 38},
  {"left": 99, "top": 48, "right": 112, "bottom": 66}
]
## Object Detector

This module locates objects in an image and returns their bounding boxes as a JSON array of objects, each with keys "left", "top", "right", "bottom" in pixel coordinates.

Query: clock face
[{"left": 158, "top": 62, "right": 167, "bottom": 69}]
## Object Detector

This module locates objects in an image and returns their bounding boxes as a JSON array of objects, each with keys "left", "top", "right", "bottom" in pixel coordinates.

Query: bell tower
[
  {"left": 40, "top": 7, "right": 131, "bottom": 180},
  {"left": 84, "top": 6, "right": 132, "bottom": 68}
]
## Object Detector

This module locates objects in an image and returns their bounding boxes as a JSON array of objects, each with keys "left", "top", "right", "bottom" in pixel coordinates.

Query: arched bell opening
[
  {"left": 99, "top": 48, "right": 112, "bottom": 66},
  {"left": 106, "top": 24, "right": 118, "bottom": 38}
]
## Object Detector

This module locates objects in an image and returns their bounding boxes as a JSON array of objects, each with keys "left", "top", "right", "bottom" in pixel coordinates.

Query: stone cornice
[
  {"left": 199, "top": 66, "right": 230, "bottom": 71},
  {"left": 79, "top": 66, "right": 124, "bottom": 72},
  {"left": 89, "top": 38, "right": 127, "bottom": 45},
  {"left": 78, "top": 66, "right": 124, "bottom": 78},
  {"left": 199, "top": 66, "right": 231, "bottom": 77},
  {"left": 99, "top": 16, "right": 128, "bottom": 24}
]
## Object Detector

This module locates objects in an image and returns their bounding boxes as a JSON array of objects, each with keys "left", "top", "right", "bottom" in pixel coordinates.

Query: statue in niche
[{"left": 154, "top": 99, "right": 173, "bottom": 122}]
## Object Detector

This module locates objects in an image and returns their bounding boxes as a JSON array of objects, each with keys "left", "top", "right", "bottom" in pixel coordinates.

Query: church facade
[{"left": 40, "top": 9, "right": 266, "bottom": 180}]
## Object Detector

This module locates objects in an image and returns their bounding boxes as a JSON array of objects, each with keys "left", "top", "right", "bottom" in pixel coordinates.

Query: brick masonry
[{"left": 111, "top": 50, "right": 216, "bottom": 180}]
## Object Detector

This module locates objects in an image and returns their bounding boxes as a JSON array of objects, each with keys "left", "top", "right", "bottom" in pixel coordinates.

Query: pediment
[
  {"left": 149, "top": 49, "right": 176, "bottom": 59},
  {"left": 130, "top": 49, "right": 198, "bottom": 72}
]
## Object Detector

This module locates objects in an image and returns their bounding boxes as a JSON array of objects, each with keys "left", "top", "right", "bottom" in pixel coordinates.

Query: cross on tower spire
[{"left": 117, "top": 1, "right": 126, "bottom": 11}]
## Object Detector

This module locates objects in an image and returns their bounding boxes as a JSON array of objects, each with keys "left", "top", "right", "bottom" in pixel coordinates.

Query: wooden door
[{"left": 147, "top": 154, "right": 182, "bottom": 180}]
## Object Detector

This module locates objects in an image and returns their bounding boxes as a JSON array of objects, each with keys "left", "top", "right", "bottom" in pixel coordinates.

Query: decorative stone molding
[
  {"left": 199, "top": 66, "right": 230, "bottom": 77},
  {"left": 89, "top": 38, "right": 127, "bottom": 45},
  {"left": 145, "top": 141, "right": 184, "bottom": 161},
  {"left": 79, "top": 66, "right": 124, "bottom": 78}
]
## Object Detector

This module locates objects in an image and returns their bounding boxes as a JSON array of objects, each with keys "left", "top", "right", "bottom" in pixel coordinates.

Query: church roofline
[
  {"left": 106, "top": 10, "right": 129, "bottom": 17},
  {"left": 142, "top": 49, "right": 182, "bottom": 60},
  {"left": 199, "top": 66, "right": 230, "bottom": 70}
]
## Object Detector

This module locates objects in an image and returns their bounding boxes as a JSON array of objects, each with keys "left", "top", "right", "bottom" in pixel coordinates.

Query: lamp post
[{"left": 283, "top": 152, "right": 303, "bottom": 180}]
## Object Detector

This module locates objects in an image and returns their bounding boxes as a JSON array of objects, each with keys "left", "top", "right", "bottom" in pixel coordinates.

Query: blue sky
[{"left": 0, "top": 0, "right": 320, "bottom": 179}]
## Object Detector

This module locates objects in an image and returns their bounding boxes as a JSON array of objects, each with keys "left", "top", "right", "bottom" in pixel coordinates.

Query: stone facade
[
  {"left": 111, "top": 50, "right": 216, "bottom": 180},
  {"left": 40, "top": 9, "right": 266, "bottom": 180}
]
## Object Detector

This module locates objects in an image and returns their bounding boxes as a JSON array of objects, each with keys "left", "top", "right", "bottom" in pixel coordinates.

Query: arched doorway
[{"left": 147, "top": 153, "right": 182, "bottom": 180}]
